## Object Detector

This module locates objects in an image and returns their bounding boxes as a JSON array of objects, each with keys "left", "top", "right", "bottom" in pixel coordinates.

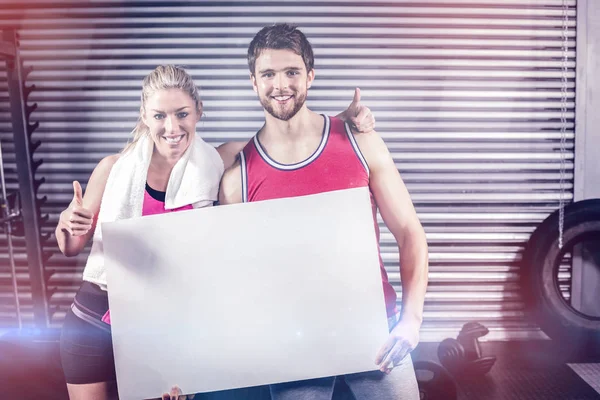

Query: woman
[{"left": 56, "top": 65, "right": 375, "bottom": 400}]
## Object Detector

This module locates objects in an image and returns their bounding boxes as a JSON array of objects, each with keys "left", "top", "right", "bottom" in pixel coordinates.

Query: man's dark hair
[{"left": 247, "top": 23, "right": 314, "bottom": 75}]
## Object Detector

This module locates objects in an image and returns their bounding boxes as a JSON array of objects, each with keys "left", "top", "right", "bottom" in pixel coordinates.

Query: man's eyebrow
[{"left": 258, "top": 67, "right": 302, "bottom": 74}]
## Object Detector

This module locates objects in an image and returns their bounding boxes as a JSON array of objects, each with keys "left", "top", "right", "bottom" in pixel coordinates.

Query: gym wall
[{"left": 0, "top": 0, "right": 576, "bottom": 341}]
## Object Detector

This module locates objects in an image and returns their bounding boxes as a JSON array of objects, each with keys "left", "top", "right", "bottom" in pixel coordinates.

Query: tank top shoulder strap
[
  {"left": 327, "top": 116, "right": 370, "bottom": 176},
  {"left": 240, "top": 145, "right": 250, "bottom": 203}
]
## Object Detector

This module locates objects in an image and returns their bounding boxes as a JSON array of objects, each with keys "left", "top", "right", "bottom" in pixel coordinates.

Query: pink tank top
[
  {"left": 141, "top": 188, "right": 194, "bottom": 216},
  {"left": 101, "top": 184, "right": 193, "bottom": 325},
  {"left": 241, "top": 115, "right": 397, "bottom": 317}
]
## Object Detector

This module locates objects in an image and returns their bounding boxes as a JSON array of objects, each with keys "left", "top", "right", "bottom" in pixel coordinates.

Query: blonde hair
[{"left": 122, "top": 65, "right": 202, "bottom": 153}]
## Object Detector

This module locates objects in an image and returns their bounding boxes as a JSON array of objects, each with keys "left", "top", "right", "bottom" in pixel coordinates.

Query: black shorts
[{"left": 59, "top": 283, "right": 116, "bottom": 384}]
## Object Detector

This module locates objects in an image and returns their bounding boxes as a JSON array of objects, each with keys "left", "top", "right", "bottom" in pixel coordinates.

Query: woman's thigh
[
  {"left": 66, "top": 381, "right": 118, "bottom": 400},
  {"left": 60, "top": 308, "right": 116, "bottom": 387}
]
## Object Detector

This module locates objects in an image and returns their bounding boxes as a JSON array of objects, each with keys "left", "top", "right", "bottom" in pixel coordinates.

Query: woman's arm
[{"left": 55, "top": 154, "right": 119, "bottom": 257}]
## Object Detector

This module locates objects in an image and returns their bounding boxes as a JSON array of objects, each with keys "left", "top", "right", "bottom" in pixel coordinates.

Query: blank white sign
[{"left": 103, "top": 187, "right": 390, "bottom": 400}]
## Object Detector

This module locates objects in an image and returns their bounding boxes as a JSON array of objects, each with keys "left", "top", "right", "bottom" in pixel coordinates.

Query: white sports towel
[{"left": 82, "top": 133, "right": 224, "bottom": 290}]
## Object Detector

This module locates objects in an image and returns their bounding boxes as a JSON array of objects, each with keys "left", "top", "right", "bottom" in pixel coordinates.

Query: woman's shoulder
[
  {"left": 94, "top": 153, "right": 120, "bottom": 177},
  {"left": 88, "top": 153, "right": 120, "bottom": 188},
  {"left": 99, "top": 153, "right": 120, "bottom": 168}
]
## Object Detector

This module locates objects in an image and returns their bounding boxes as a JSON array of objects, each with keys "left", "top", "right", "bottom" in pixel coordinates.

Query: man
[{"left": 219, "top": 24, "right": 428, "bottom": 399}]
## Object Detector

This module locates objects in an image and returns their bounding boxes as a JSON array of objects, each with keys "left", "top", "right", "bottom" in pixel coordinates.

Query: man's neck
[{"left": 260, "top": 107, "right": 321, "bottom": 142}]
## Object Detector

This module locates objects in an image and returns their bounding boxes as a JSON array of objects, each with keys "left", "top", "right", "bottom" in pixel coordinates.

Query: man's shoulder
[
  {"left": 352, "top": 128, "right": 382, "bottom": 144},
  {"left": 351, "top": 129, "right": 390, "bottom": 170},
  {"left": 326, "top": 114, "right": 346, "bottom": 129},
  {"left": 217, "top": 140, "right": 253, "bottom": 170},
  {"left": 219, "top": 159, "right": 243, "bottom": 205},
  {"left": 222, "top": 158, "right": 242, "bottom": 184}
]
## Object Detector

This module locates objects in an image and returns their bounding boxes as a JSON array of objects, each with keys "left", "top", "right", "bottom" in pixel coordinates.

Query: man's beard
[{"left": 259, "top": 90, "right": 307, "bottom": 121}]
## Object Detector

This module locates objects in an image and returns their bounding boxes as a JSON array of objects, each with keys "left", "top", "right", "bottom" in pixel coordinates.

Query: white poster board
[{"left": 103, "top": 187, "right": 390, "bottom": 400}]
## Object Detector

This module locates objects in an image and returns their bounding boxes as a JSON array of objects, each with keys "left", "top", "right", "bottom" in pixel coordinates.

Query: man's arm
[
  {"left": 354, "top": 131, "right": 429, "bottom": 372},
  {"left": 216, "top": 142, "right": 248, "bottom": 170},
  {"left": 218, "top": 159, "right": 243, "bottom": 205}
]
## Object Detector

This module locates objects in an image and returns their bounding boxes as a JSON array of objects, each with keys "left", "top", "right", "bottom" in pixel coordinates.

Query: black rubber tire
[{"left": 520, "top": 199, "right": 600, "bottom": 348}]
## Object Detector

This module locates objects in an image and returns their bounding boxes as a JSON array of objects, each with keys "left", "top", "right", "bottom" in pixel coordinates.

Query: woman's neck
[{"left": 147, "top": 148, "right": 180, "bottom": 191}]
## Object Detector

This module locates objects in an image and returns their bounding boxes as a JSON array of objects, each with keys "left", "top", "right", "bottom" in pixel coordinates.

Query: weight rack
[{"left": 1, "top": 28, "right": 51, "bottom": 329}]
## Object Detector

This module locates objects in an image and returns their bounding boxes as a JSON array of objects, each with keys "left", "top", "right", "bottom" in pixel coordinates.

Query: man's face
[{"left": 251, "top": 49, "right": 314, "bottom": 121}]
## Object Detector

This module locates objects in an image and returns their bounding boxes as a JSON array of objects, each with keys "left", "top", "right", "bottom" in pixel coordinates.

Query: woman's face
[{"left": 142, "top": 88, "right": 201, "bottom": 159}]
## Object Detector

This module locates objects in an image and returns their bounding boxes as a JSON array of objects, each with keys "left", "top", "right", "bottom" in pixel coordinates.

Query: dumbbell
[{"left": 437, "top": 321, "right": 497, "bottom": 378}]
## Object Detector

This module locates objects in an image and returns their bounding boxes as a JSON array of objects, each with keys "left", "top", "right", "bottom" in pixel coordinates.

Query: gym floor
[
  {"left": 411, "top": 340, "right": 600, "bottom": 400},
  {"left": 2, "top": 330, "right": 600, "bottom": 400}
]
